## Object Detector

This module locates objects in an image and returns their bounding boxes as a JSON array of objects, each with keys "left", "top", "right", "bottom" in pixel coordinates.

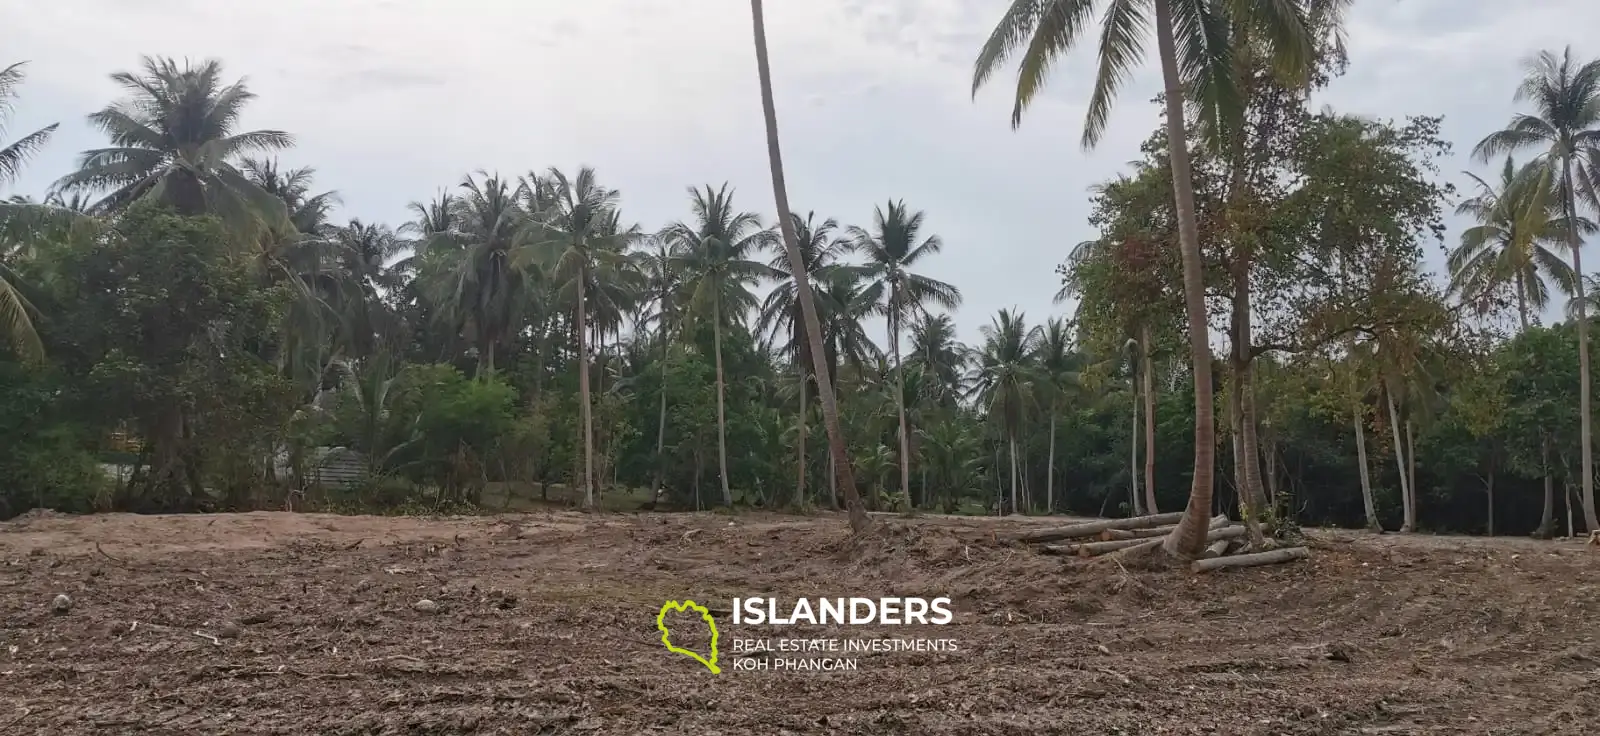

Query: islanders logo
[{"left": 656, "top": 600, "right": 721, "bottom": 674}]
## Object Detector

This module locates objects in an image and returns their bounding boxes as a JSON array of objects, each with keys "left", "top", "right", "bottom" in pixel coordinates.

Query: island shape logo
[{"left": 656, "top": 600, "right": 721, "bottom": 674}]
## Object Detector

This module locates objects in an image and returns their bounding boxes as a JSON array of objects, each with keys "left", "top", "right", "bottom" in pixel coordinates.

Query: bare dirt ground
[{"left": 3, "top": 509, "right": 1599, "bottom": 735}]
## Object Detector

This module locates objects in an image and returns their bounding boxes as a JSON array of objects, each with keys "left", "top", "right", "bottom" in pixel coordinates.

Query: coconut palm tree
[
  {"left": 521, "top": 166, "right": 635, "bottom": 511},
  {"left": 758, "top": 211, "right": 849, "bottom": 506},
  {"left": 1474, "top": 47, "right": 1600, "bottom": 532},
  {"left": 749, "top": 0, "right": 870, "bottom": 532},
  {"left": 663, "top": 184, "right": 776, "bottom": 507},
  {"left": 967, "top": 309, "right": 1038, "bottom": 515},
  {"left": 633, "top": 235, "right": 683, "bottom": 501},
  {"left": 851, "top": 200, "right": 961, "bottom": 511},
  {"left": 972, "top": 0, "right": 1314, "bottom": 555},
  {"left": 0, "top": 61, "right": 57, "bottom": 362},
  {"left": 428, "top": 172, "right": 533, "bottom": 380},
  {"left": 1032, "top": 317, "right": 1082, "bottom": 513},
  {"left": 1448, "top": 156, "right": 1578, "bottom": 329},
  {"left": 54, "top": 56, "right": 292, "bottom": 232}
]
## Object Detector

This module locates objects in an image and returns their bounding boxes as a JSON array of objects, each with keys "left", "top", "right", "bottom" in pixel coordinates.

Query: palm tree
[
  {"left": 663, "top": 184, "right": 776, "bottom": 507},
  {"left": 633, "top": 235, "right": 682, "bottom": 501},
  {"left": 907, "top": 312, "right": 967, "bottom": 405},
  {"left": 749, "top": 0, "right": 870, "bottom": 533},
  {"left": 758, "top": 211, "right": 849, "bottom": 507},
  {"left": 972, "top": 0, "right": 1313, "bottom": 556},
  {"left": 851, "top": 200, "right": 962, "bottom": 511},
  {"left": 0, "top": 61, "right": 57, "bottom": 362},
  {"left": 240, "top": 158, "right": 338, "bottom": 235},
  {"left": 330, "top": 218, "right": 405, "bottom": 357},
  {"left": 1032, "top": 317, "right": 1081, "bottom": 513},
  {"left": 1474, "top": 47, "right": 1600, "bottom": 532},
  {"left": 522, "top": 167, "right": 635, "bottom": 511},
  {"left": 1448, "top": 157, "right": 1577, "bottom": 329},
  {"left": 55, "top": 56, "right": 292, "bottom": 232},
  {"left": 430, "top": 172, "right": 531, "bottom": 379},
  {"left": 967, "top": 309, "right": 1038, "bottom": 515}
]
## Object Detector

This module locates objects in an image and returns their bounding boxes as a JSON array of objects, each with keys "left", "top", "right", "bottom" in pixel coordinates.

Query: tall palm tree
[
  {"left": 758, "top": 211, "right": 848, "bottom": 506},
  {"left": 330, "top": 218, "right": 405, "bottom": 357},
  {"left": 967, "top": 309, "right": 1038, "bottom": 515},
  {"left": 1032, "top": 317, "right": 1081, "bottom": 513},
  {"left": 749, "top": 0, "right": 870, "bottom": 532},
  {"left": 240, "top": 158, "right": 338, "bottom": 235},
  {"left": 851, "top": 200, "right": 961, "bottom": 511},
  {"left": 0, "top": 61, "right": 57, "bottom": 362},
  {"left": 522, "top": 166, "right": 635, "bottom": 511},
  {"left": 1448, "top": 156, "right": 1577, "bottom": 329},
  {"left": 633, "top": 235, "right": 682, "bottom": 501},
  {"left": 1475, "top": 47, "right": 1600, "bottom": 533},
  {"left": 972, "top": 0, "right": 1313, "bottom": 556},
  {"left": 55, "top": 56, "right": 292, "bottom": 232},
  {"left": 907, "top": 312, "right": 967, "bottom": 405},
  {"left": 663, "top": 184, "right": 776, "bottom": 507},
  {"left": 430, "top": 172, "right": 531, "bottom": 379}
]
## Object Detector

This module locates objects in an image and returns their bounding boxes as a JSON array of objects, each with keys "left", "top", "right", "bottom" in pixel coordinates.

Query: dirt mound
[{"left": 1, "top": 512, "right": 1595, "bottom": 734}]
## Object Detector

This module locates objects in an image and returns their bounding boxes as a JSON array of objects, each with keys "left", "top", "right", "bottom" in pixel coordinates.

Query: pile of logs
[{"left": 1011, "top": 512, "right": 1311, "bottom": 573}]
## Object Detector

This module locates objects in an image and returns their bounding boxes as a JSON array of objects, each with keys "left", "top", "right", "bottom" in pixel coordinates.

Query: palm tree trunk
[
  {"left": 713, "top": 298, "right": 732, "bottom": 507},
  {"left": 1537, "top": 435, "right": 1555, "bottom": 539},
  {"left": 1141, "top": 324, "right": 1158, "bottom": 514},
  {"left": 891, "top": 307, "right": 911, "bottom": 511},
  {"left": 1008, "top": 433, "right": 1019, "bottom": 515},
  {"left": 1154, "top": 0, "right": 1217, "bottom": 558},
  {"left": 1405, "top": 418, "right": 1418, "bottom": 528},
  {"left": 651, "top": 313, "right": 670, "bottom": 501},
  {"left": 751, "top": 0, "right": 867, "bottom": 533},
  {"left": 1353, "top": 407, "right": 1380, "bottom": 532},
  {"left": 1565, "top": 156, "right": 1600, "bottom": 531},
  {"left": 1516, "top": 277, "right": 1530, "bottom": 332},
  {"left": 795, "top": 355, "right": 807, "bottom": 507},
  {"left": 1046, "top": 408, "right": 1056, "bottom": 514},
  {"left": 1387, "top": 386, "right": 1413, "bottom": 532},
  {"left": 577, "top": 264, "right": 596, "bottom": 511},
  {"left": 1485, "top": 448, "right": 1496, "bottom": 536},
  {"left": 1130, "top": 380, "right": 1141, "bottom": 515}
]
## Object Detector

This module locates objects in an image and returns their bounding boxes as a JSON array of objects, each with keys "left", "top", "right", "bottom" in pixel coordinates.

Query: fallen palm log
[
  {"left": 1096, "top": 514, "right": 1230, "bottom": 541},
  {"left": 1080, "top": 523, "right": 1246, "bottom": 557},
  {"left": 1012, "top": 512, "right": 1186, "bottom": 543},
  {"left": 1202, "top": 539, "right": 1230, "bottom": 559},
  {"left": 1191, "top": 546, "right": 1310, "bottom": 573}
]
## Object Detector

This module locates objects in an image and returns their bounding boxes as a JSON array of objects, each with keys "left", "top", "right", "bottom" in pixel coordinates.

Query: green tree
[
  {"left": 968, "top": 309, "right": 1037, "bottom": 514},
  {"left": 972, "top": 0, "right": 1314, "bottom": 555},
  {"left": 1473, "top": 47, "right": 1600, "bottom": 532},
  {"left": 850, "top": 200, "right": 961, "bottom": 510},
  {"left": 663, "top": 184, "right": 775, "bottom": 506},
  {"left": 1448, "top": 157, "right": 1576, "bottom": 328},
  {"left": 0, "top": 61, "right": 57, "bottom": 361},
  {"left": 55, "top": 56, "right": 292, "bottom": 232}
]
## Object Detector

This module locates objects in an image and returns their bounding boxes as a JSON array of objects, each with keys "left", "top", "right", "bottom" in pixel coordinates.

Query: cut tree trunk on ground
[
  {"left": 1191, "top": 546, "right": 1310, "bottom": 574},
  {"left": 1203, "top": 539, "right": 1230, "bottom": 559},
  {"left": 1082, "top": 523, "right": 1244, "bottom": 557},
  {"left": 1013, "top": 512, "right": 1186, "bottom": 543},
  {"left": 1100, "top": 527, "right": 1170, "bottom": 541}
]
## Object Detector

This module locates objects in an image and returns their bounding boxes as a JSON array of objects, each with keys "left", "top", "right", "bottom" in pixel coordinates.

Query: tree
[
  {"left": 663, "top": 184, "right": 774, "bottom": 507},
  {"left": 968, "top": 309, "right": 1038, "bottom": 514},
  {"left": 430, "top": 172, "right": 532, "bottom": 379},
  {"left": 850, "top": 200, "right": 961, "bottom": 510},
  {"left": 525, "top": 167, "right": 635, "bottom": 511},
  {"left": 972, "top": 0, "right": 1313, "bottom": 555},
  {"left": 1473, "top": 47, "right": 1600, "bottom": 532},
  {"left": 0, "top": 61, "right": 57, "bottom": 362},
  {"left": 1032, "top": 317, "right": 1081, "bottom": 513},
  {"left": 55, "top": 56, "right": 292, "bottom": 232},
  {"left": 758, "top": 211, "right": 848, "bottom": 507},
  {"left": 750, "top": 0, "right": 870, "bottom": 531},
  {"left": 1447, "top": 157, "right": 1576, "bottom": 329}
]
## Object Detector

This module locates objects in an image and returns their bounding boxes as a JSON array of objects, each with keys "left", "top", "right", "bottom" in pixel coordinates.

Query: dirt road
[{"left": 2, "top": 510, "right": 1597, "bottom": 734}]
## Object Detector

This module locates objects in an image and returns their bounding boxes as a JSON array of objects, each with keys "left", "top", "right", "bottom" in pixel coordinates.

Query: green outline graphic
[{"left": 656, "top": 600, "right": 721, "bottom": 674}]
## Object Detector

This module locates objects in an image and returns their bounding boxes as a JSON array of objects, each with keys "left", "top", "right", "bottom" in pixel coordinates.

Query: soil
[{"left": 2, "top": 510, "right": 1598, "bottom": 735}]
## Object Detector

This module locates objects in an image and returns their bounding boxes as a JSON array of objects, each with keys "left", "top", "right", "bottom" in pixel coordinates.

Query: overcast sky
[{"left": 5, "top": 0, "right": 1599, "bottom": 345}]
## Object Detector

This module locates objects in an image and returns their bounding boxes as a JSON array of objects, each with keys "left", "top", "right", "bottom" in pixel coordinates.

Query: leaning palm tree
[
  {"left": 54, "top": 56, "right": 292, "bottom": 233},
  {"left": 521, "top": 166, "right": 636, "bottom": 511},
  {"left": 749, "top": 0, "right": 870, "bottom": 533},
  {"left": 1448, "top": 156, "right": 1577, "bottom": 329},
  {"left": 663, "top": 183, "right": 777, "bottom": 507},
  {"left": 1474, "top": 47, "right": 1600, "bottom": 533},
  {"left": 0, "top": 61, "right": 58, "bottom": 362},
  {"left": 758, "top": 211, "right": 849, "bottom": 507},
  {"left": 967, "top": 309, "right": 1039, "bottom": 515},
  {"left": 972, "top": 0, "right": 1314, "bottom": 556},
  {"left": 851, "top": 200, "right": 962, "bottom": 511}
]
